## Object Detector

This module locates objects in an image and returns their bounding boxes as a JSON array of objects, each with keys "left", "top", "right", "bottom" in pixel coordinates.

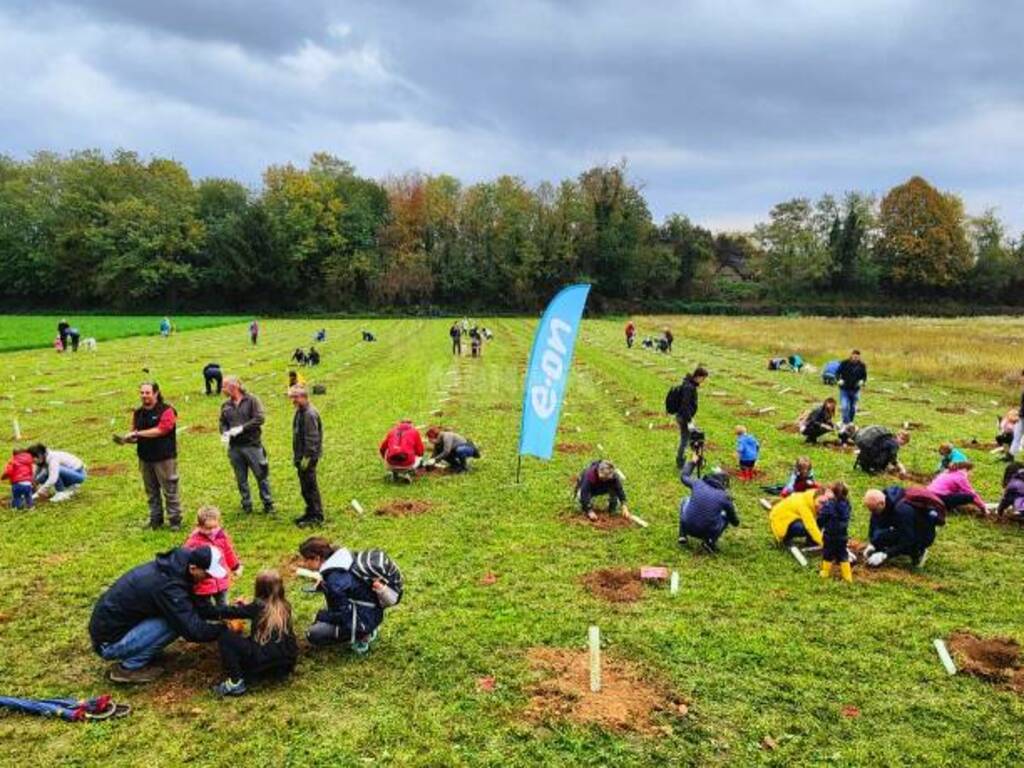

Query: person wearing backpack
[
  {"left": 677, "top": 460, "right": 738, "bottom": 554},
  {"left": 667, "top": 366, "right": 708, "bottom": 469},
  {"left": 799, "top": 398, "right": 837, "bottom": 444},
  {"left": 379, "top": 420, "right": 425, "bottom": 483},
  {"left": 862, "top": 486, "right": 944, "bottom": 569},
  {"left": 836, "top": 350, "right": 868, "bottom": 424},
  {"left": 853, "top": 426, "right": 909, "bottom": 476},
  {"left": 299, "top": 538, "right": 403, "bottom": 654}
]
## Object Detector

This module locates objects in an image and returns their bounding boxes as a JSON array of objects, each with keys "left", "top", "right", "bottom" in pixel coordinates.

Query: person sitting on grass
[
  {"left": 209, "top": 570, "right": 298, "bottom": 697},
  {"left": 799, "top": 398, "right": 837, "bottom": 444},
  {"left": 996, "top": 409, "right": 1018, "bottom": 458},
  {"left": 861, "top": 487, "right": 944, "bottom": 569},
  {"left": 379, "top": 420, "right": 425, "bottom": 483},
  {"left": 853, "top": 426, "right": 909, "bottom": 476},
  {"left": 299, "top": 538, "right": 403, "bottom": 654},
  {"left": 936, "top": 442, "right": 968, "bottom": 472},
  {"left": 88, "top": 546, "right": 228, "bottom": 683},
  {"left": 677, "top": 459, "right": 738, "bottom": 553},
  {"left": 425, "top": 427, "right": 480, "bottom": 472},
  {"left": 734, "top": 425, "right": 760, "bottom": 481},
  {"left": 184, "top": 505, "right": 243, "bottom": 607},
  {"left": 291, "top": 348, "right": 307, "bottom": 366},
  {"left": 575, "top": 459, "right": 633, "bottom": 523},
  {"left": 784, "top": 456, "right": 818, "bottom": 497},
  {"left": 769, "top": 486, "right": 834, "bottom": 548},
  {"left": 26, "top": 444, "right": 86, "bottom": 503},
  {"left": 818, "top": 482, "right": 852, "bottom": 583},
  {"left": 995, "top": 462, "right": 1024, "bottom": 518},
  {"left": 927, "top": 461, "right": 987, "bottom": 515},
  {"left": 307, "top": 347, "right": 321, "bottom": 366},
  {"left": 2, "top": 449, "right": 35, "bottom": 509}
]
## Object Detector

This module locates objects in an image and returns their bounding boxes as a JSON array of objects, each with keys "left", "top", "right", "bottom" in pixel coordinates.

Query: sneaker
[
  {"left": 367, "top": 628, "right": 380, "bottom": 644},
  {"left": 677, "top": 535, "right": 689, "bottom": 548},
  {"left": 701, "top": 540, "right": 719, "bottom": 555},
  {"left": 351, "top": 640, "right": 370, "bottom": 655},
  {"left": 213, "top": 678, "right": 247, "bottom": 697},
  {"left": 109, "top": 664, "right": 164, "bottom": 684},
  {"left": 140, "top": 520, "right": 163, "bottom": 531},
  {"left": 263, "top": 504, "right": 275, "bottom": 515},
  {"left": 50, "top": 490, "right": 74, "bottom": 503},
  {"left": 169, "top": 522, "right": 181, "bottom": 532}
]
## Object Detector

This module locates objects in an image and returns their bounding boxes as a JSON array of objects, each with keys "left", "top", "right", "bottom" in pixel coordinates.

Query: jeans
[
  {"left": 449, "top": 443, "right": 478, "bottom": 471},
  {"left": 98, "top": 617, "right": 178, "bottom": 670},
  {"left": 228, "top": 445, "right": 273, "bottom": 510},
  {"left": 139, "top": 458, "right": 181, "bottom": 526},
  {"left": 1011, "top": 419, "right": 1024, "bottom": 456},
  {"left": 675, "top": 417, "right": 691, "bottom": 468},
  {"left": 36, "top": 466, "right": 87, "bottom": 493},
  {"left": 838, "top": 388, "right": 859, "bottom": 424},
  {"left": 11, "top": 483, "right": 33, "bottom": 509}
]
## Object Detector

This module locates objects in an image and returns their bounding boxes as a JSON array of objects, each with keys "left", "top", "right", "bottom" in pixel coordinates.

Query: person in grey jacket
[
  {"left": 289, "top": 385, "right": 323, "bottom": 527},
  {"left": 425, "top": 427, "right": 480, "bottom": 472},
  {"left": 219, "top": 376, "right": 274, "bottom": 515}
]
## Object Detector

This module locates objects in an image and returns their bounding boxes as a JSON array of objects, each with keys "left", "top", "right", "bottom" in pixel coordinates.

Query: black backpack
[
  {"left": 854, "top": 426, "right": 892, "bottom": 472},
  {"left": 665, "top": 384, "right": 684, "bottom": 415}
]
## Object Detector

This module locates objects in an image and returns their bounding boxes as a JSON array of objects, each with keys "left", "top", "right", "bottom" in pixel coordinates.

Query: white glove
[
  {"left": 228, "top": 426, "right": 244, "bottom": 437},
  {"left": 867, "top": 552, "right": 888, "bottom": 567},
  {"left": 220, "top": 432, "right": 231, "bottom": 446}
]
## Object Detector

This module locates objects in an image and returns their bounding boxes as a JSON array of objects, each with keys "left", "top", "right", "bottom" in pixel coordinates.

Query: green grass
[
  {"left": 0, "top": 317, "right": 1022, "bottom": 767},
  {"left": 0, "top": 315, "right": 250, "bottom": 352}
]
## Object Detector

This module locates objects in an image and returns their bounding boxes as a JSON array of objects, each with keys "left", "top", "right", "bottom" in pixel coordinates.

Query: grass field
[
  {"left": 0, "top": 315, "right": 249, "bottom": 352},
  {"left": 0, "top": 316, "right": 1022, "bottom": 767}
]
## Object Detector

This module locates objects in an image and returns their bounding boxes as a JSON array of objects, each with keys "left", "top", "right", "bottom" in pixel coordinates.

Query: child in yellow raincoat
[{"left": 769, "top": 487, "right": 833, "bottom": 547}]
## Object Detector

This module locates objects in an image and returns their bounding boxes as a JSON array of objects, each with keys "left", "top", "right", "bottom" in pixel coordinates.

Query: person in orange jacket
[{"left": 379, "top": 421, "right": 424, "bottom": 483}]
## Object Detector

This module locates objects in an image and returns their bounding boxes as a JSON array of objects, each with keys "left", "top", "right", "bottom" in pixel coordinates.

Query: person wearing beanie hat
[{"left": 677, "top": 460, "right": 739, "bottom": 554}]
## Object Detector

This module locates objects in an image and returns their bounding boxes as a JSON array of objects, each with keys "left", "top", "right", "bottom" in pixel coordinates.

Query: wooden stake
[{"left": 588, "top": 626, "right": 601, "bottom": 693}]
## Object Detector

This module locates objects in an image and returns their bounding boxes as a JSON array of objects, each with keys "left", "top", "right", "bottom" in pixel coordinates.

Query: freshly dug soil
[
  {"left": 89, "top": 463, "right": 129, "bottom": 477},
  {"left": 556, "top": 442, "right": 593, "bottom": 455},
  {"left": 948, "top": 631, "right": 1024, "bottom": 694},
  {"left": 564, "top": 511, "right": 633, "bottom": 531},
  {"left": 853, "top": 565, "right": 945, "bottom": 591},
  {"left": 776, "top": 422, "right": 801, "bottom": 434},
  {"left": 580, "top": 568, "right": 644, "bottom": 604},
  {"left": 936, "top": 406, "right": 967, "bottom": 415},
  {"left": 376, "top": 499, "right": 432, "bottom": 517},
  {"left": 524, "top": 648, "right": 683, "bottom": 734}
]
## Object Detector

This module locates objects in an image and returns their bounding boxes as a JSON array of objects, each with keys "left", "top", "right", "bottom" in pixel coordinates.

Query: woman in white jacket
[{"left": 26, "top": 444, "right": 87, "bottom": 502}]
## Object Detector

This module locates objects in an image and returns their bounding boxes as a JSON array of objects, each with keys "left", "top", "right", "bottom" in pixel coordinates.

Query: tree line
[{"left": 1, "top": 149, "right": 1021, "bottom": 312}]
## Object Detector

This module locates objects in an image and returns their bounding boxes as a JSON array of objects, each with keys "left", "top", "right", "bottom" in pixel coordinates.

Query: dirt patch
[
  {"left": 488, "top": 403, "right": 518, "bottom": 413},
  {"left": 89, "top": 463, "right": 129, "bottom": 477},
  {"left": 902, "top": 421, "right": 929, "bottom": 432},
  {"left": 650, "top": 423, "right": 677, "bottom": 431},
  {"left": 948, "top": 632, "right": 1024, "bottom": 694},
  {"left": 822, "top": 441, "right": 856, "bottom": 453},
  {"left": 146, "top": 643, "right": 222, "bottom": 707},
  {"left": 580, "top": 568, "right": 644, "bottom": 604},
  {"left": 957, "top": 438, "right": 999, "bottom": 450},
  {"left": 524, "top": 648, "right": 683, "bottom": 734},
  {"left": 887, "top": 469, "right": 933, "bottom": 485},
  {"left": 375, "top": 499, "right": 432, "bottom": 517},
  {"left": 564, "top": 511, "right": 633, "bottom": 531},
  {"left": 776, "top": 422, "right": 801, "bottom": 434},
  {"left": 185, "top": 424, "right": 216, "bottom": 434},
  {"left": 556, "top": 442, "right": 593, "bottom": 454},
  {"left": 722, "top": 397, "right": 746, "bottom": 406},
  {"left": 854, "top": 566, "right": 945, "bottom": 591},
  {"left": 75, "top": 416, "right": 104, "bottom": 425},
  {"left": 936, "top": 406, "right": 967, "bottom": 415}
]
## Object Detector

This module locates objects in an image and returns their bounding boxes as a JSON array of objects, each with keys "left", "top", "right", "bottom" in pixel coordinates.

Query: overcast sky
[{"left": 2, "top": 0, "right": 1022, "bottom": 233}]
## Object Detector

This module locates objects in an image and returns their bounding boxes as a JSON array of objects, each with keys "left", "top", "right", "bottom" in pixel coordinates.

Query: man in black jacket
[
  {"left": 290, "top": 385, "right": 324, "bottom": 527},
  {"left": 89, "top": 547, "right": 227, "bottom": 683},
  {"left": 220, "top": 376, "right": 274, "bottom": 514},
  {"left": 674, "top": 367, "right": 708, "bottom": 468},
  {"left": 836, "top": 350, "right": 868, "bottom": 424}
]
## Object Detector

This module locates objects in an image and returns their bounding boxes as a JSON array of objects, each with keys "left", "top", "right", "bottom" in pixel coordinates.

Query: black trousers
[
  {"left": 204, "top": 372, "right": 223, "bottom": 395},
  {"left": 218, "top": 631, "right": 295, "bottom": 682},
  {"left": 297, "top": 462, "right": 323, "bottom": 519}
]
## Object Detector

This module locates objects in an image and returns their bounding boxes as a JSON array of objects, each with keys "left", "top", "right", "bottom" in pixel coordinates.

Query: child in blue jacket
[
  {"left": 818, "top": 482, "right": 852, "bottom": 583},
  {"left": 735, "top": 425, "right": 760, "bottom": 481}
]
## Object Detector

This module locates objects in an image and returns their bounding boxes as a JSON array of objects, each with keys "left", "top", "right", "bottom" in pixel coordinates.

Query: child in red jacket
[
  {"left": 184, "top": 505, "right": 242, "bottom": 606},
  {"left": 379, "top": 420, "right": 424, "bottom": 483},
  {"left": 3, "top": 451, "right": 35, "bottom": 509}
]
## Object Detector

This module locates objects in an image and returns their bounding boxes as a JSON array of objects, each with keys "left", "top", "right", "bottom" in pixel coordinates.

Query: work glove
[
  {"left": 228, "top": 426, "right": 244, "bottom": 437},
  {"left": 867, "top": 552, "right": 888, "bottom": 567}
]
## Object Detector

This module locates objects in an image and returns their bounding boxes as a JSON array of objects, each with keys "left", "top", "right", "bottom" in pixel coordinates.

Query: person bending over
[{"left": 677, "top": 460, "right": 738, "bottom": 554}]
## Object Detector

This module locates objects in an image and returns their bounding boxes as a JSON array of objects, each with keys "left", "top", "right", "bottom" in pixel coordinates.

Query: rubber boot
[
  {"left": 840, "top": 561, "right": 853, "bottom": 583},
  {"left": 819, "top": 561, "right": 833, "bottom": 579}
]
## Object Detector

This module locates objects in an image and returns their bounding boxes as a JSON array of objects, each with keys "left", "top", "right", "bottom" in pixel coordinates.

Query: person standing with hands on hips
[
  {"left": 290, "top": 385, "right": 323, "bottom": 528},
  {"left": 220, "top": 376, "right": 274, "bottom": 515}
]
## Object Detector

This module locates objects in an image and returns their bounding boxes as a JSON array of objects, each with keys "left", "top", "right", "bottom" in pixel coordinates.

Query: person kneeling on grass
[
  {"left": 818, "top": 482, "right": 853, "bottom": 583},
  {"left": 799, "top": 398, "right": 837, "bottom": 444},
  {"left": 781, "top": 457, "right": 818, "bottom": 497},
  {"left": 927, "top": 461, "right": 987, "bottom": 515},
  {"left": 299, "top": 538, "right": 403, "bottom": 654},
  {"left": 996, "top": 462, "right": 1024, "bottom": 518},
  {"left": 425, "top": 427, "right": 480, "bottom": 472},
  {"left": 862, "top": 486, "right": 945, "bottom": 569},
  {"left": 769, "top": 486, "right": 833, "bottom": 548},
  {"left": 209, "top": 570, "right": 298, "bottom": 697},
  {"left": 88, "top": 546, "right": 228, "bottom": 683},
  {"left": 379, "top": 420, "right": 425, "bottom": 483},
  {"left": 677, "top": 460, "right": 738, "bottom": 553},
  {"left": 575, "top": 459, "right": 632, "bottom": 523},
  {"left": 936, "top": 442, "right": 968, "bottom": 472}
]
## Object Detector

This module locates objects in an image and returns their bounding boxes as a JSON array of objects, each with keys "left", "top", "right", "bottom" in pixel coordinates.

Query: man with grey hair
[
  {"left": 219, "top": 376, "right": 274, "bottom": 514},
  {"left": 290, "top": 384, "right": 323, "bottom": 527}
]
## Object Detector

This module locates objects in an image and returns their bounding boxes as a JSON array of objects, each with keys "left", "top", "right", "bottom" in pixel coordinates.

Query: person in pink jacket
[
  {"left": 184, "top": 505, "right": 242, "bottom": 606},
  {"left": 927, "top": 463, "right": 987, "bottom": 515}
]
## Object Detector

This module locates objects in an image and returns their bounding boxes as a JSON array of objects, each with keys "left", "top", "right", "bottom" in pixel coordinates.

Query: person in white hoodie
[{"left": 26, "top": 444, "right": 86, "bottom": 502}]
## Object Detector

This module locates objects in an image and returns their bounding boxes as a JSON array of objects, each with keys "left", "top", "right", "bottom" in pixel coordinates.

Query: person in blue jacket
[
  {"left": 677, "top": 460, "right": 739, "bottom": 553},
  {"left": 299, "top": 538, "right": 403, "bottom": 654},
  {"left": 822, "top": 360, "right": 840, "bottom": 386},
  {"left": 734, "top": 425, "right": 760, "bottom": 480}
]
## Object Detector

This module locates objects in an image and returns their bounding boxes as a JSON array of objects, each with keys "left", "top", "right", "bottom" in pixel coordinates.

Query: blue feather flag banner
[{"left": 517, "top": 284, "right": 591, "bottom": 461}]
